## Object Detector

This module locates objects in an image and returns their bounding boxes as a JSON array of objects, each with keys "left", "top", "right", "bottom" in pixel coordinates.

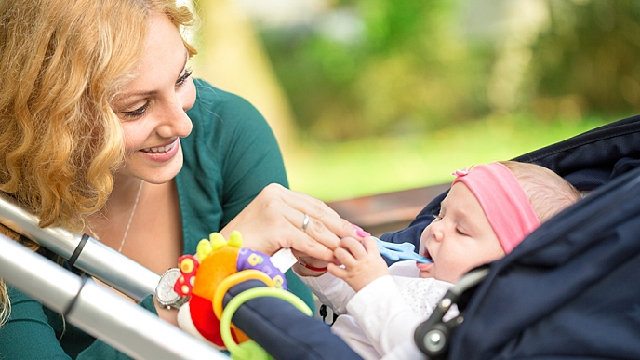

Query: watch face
[{"left": 156, "top": 268, "right": 182, "bottom": 305}]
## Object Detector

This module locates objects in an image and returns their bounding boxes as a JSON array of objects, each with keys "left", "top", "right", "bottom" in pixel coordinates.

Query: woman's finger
[
  {"left": 258, "top": 186, "right": 338, "bottom": 258},
  {"left": 257, "top": 184, "right": 342, "bottom": 249},
  {"left": 280, "top": 228, "right": 335, "bottom": 262},
  {"left": 295, "top": 213, "right": 342, "bottom": 250},
  {"left": 276, "top": 186, "right": 362, "bottom": 239},
  {"left": 275, "top": 207, "right": 339, "bottom": 259}
]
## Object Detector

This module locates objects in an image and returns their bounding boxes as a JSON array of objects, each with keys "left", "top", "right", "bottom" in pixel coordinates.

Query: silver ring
[{"left": 301, "top": 213, "right": 311, "bottom": 232}]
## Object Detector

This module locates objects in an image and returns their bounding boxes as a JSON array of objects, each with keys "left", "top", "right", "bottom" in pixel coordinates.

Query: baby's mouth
[
  {"left": 422, "top": 247, "right": 433, "bottom": 262},
  {"left": 417, "top": 252, "right": 434, "bottom": 274}
]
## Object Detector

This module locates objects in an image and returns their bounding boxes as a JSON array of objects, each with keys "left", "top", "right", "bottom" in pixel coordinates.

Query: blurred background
[{"left": 185, "top": 0, "right": 640, "bottom": 203}]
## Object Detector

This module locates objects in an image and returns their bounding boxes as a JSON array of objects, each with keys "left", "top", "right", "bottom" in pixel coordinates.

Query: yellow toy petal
[
  {"left": 227, "top": 230, "right": 244, "bottom": 248},
  {"left": 196, "top": 239, "right": 213, "bottom": 260},
  {"left": 208, "top": 233, "right": 228, "bottom": 251}
]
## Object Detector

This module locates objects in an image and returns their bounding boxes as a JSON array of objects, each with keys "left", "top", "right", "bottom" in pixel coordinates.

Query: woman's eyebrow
[{"left": 115, "top": 49, "right": 190, "bottom": 106}]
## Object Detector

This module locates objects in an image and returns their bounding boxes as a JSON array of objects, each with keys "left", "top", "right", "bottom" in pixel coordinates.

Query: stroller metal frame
[
  {"left": 0, "top": 193, "right": 228, "bottom": 359},
  {"left": 0, "top": 192, "right": 157, "bottom": 301}
]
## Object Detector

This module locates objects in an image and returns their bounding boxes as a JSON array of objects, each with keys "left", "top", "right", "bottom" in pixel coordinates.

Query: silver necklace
[{"left": 87, "top": 180, "right": 143, "bottom": 253}]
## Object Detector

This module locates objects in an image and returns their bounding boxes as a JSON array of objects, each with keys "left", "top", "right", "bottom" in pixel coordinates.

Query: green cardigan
[{"left": 0, "top": 80, "right": 312, "bottom": 359}]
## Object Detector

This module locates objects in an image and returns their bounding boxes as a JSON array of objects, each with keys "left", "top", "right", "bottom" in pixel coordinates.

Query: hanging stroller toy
[{"left": 169, "top": 230, "right": 312, "bottom": 359}]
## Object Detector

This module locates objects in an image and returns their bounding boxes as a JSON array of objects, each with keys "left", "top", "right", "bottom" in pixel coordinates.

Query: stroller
[
  {"left": 407, "top": 114, "right": 640, "bottom": 359},
  {"left": 3, "top": 115, "right": 640, "bottom": 359},
  {"left": 237, "top": 114, "right": 640, "bottom": 360}
]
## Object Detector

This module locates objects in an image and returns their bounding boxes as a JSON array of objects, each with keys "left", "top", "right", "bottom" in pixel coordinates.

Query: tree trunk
[{"left": 191, "top": 0, "right": 298, "bottom": 153}]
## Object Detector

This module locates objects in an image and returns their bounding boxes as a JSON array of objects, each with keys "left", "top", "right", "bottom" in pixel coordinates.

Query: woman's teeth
[{"left": 141, "top": 141, "right": 175, "bottom": 153}]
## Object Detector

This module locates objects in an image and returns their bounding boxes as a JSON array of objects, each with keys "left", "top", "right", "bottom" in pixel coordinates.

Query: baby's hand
[{"left": 328, "top": 236, "right": 389, "bottom": 292}]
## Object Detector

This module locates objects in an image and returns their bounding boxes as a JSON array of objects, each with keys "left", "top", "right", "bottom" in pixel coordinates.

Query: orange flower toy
[{"left": 172, "top": 231, "right": 297, "bottom": 353}]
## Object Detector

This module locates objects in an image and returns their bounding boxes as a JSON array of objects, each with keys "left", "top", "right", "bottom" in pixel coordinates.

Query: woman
[{"left": 0, "top": 0, "right": 363, "bottom": 358}]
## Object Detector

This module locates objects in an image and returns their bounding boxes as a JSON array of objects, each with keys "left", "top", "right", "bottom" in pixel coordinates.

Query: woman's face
[{"left": 112, "top": 12, "right": 196, "bottom": 184}]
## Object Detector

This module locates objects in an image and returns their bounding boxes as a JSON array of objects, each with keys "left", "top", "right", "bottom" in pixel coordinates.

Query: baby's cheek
[
  {"left": 447, "top": 258, "right": 474, "bottom": 283},
  {"left": 418, "top": 227, "right": 430, "bottom": 250}
]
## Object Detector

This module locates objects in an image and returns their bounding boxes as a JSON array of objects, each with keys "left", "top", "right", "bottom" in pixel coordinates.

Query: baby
[{"left": 295, "top": 161, "right": 581, "bottom": 360}]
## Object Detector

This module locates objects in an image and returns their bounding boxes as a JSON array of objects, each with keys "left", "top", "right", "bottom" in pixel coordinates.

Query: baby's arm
[
  {"left": 347, "top": 275, "right": 451, "bottom": 358},
  {"left": 295, "top": 262, "right": 356, "bottom": 315},
  {"left": 328, "top": 236, "right": 390, "bottom": 292}
]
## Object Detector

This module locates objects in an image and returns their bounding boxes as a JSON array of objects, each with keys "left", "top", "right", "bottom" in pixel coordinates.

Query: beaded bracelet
[{"left": 298, "top": 260, "right": 328, "bottom": 273}]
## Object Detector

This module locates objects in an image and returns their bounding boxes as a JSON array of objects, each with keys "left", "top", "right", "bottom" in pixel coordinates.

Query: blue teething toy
[{"left": 372, "top": 237, "right": 432, "bottom": 263}]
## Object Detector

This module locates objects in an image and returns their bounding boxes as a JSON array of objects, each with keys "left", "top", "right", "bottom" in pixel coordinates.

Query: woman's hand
[
  {"left": 328, "top": 236, "right": 389, "bottom": 292},
  {"left": 221, "top": 183, "right": 368, "bottom": 260}
]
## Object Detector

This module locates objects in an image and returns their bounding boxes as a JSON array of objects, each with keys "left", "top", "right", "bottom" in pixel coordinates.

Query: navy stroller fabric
[{"left": 513, "top": 114, "right": 640, "bottom": 191}]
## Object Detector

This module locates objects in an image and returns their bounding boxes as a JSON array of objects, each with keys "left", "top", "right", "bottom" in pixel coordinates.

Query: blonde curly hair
[{"left": 0, "top": 0, "right": 196, "bottom": 328}]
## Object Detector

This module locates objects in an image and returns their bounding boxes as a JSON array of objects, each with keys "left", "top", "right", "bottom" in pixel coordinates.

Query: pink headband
[{"left": 451, "top": 162, "right": 540, "bottom": 254}]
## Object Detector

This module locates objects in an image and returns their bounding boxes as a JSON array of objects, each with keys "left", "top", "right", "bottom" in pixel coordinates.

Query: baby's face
[{"left": 417, "top": 182, "right": 506, "bottom": 283}]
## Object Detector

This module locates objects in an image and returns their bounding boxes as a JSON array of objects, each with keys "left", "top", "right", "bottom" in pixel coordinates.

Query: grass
[{"left": 283, "top": 113, "right": 617, "bottom": 202}]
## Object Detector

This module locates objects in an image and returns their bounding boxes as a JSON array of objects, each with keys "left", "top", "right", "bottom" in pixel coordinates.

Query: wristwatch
[{"left": 155, "top": 268, "right": 188, "bottom": 310}]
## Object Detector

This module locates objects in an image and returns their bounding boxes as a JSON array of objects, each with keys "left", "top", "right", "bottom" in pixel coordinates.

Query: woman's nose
[
  {"left": 158, "top": 96, "right": 194, "bottom": 138},
  {"left": 174, "top": 110, "right": 193, "bottom": 138},
  {"left": 160, "top": 109, "right": 192, "bottom": 138}
]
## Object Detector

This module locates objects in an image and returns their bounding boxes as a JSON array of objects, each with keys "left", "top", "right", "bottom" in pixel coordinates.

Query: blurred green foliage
[
  {"left": 286, "top": 113, "right": 611, "bottom": 201},
  {"left": 260, "top": 0, "right": 494, "bottom": 140},
  {"left": 529, "top": 0, "right": 640, "bottom": 116},
  {"left": 258, "top": 0, "right": 640, "bottom": 142}
]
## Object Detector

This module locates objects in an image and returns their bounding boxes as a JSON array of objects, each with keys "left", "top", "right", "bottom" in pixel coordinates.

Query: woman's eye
[
  {"left": 122, "top": 101, "right": 150, "bottom": 118},
  {"left": 176, "top": 68, "right": 193, "bottom": 88}
]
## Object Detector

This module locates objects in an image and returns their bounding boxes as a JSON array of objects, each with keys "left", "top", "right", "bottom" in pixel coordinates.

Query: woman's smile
[{"left": 139, "top": 138, "right": 180, "bottom": 163}]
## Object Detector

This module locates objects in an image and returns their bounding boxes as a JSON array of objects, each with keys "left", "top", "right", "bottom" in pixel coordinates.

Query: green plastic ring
[{"left": 220, "top": 287, "right": 313, "bottom": 357}]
